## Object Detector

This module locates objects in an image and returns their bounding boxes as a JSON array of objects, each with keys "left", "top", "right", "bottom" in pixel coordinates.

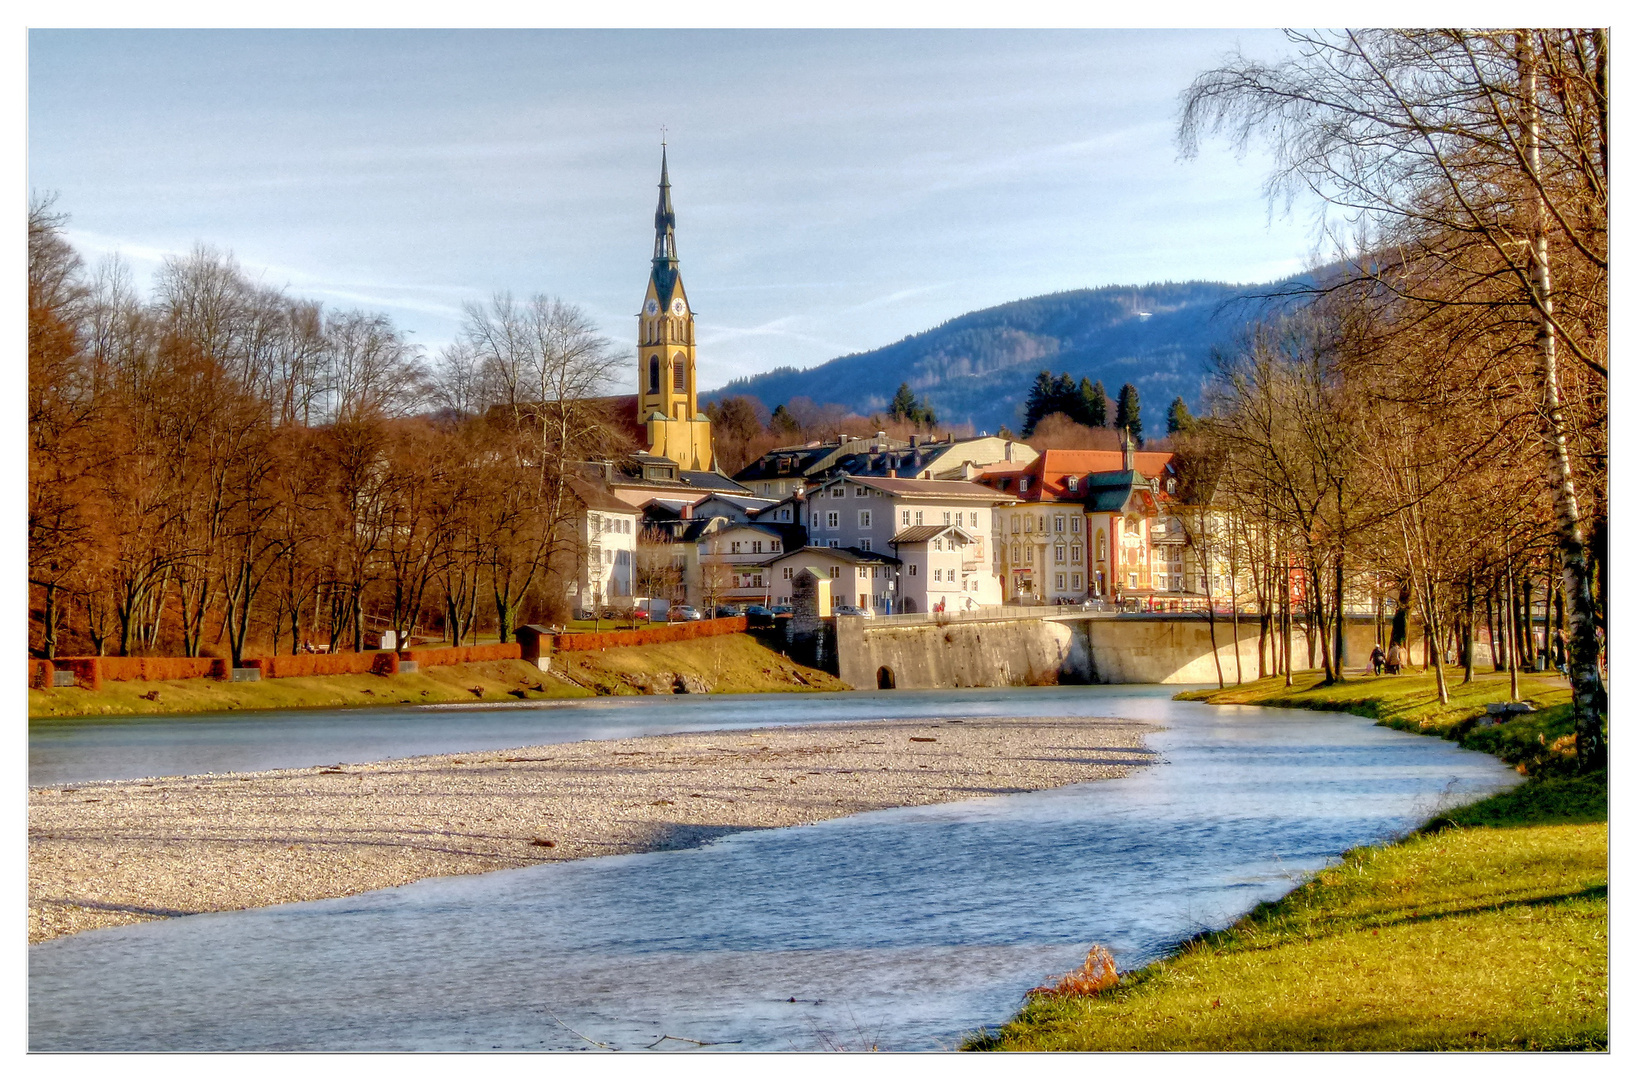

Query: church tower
[{"left": 637, "top": 145, "right": 714, "bottom": 472}]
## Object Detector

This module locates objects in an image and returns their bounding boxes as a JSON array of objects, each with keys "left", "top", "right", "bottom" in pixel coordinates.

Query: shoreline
[
  {"left": 29, "top": 713, "right": 1156, "bottom": 944},
  {"left": 28, "top": 635, "right": 850, "bottom": 722},
  {"left": 972, "top": 670, "right": 1607, "bottom": 1051}
]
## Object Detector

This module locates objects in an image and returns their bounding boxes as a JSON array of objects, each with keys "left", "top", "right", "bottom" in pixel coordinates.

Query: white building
[
  {"left": 567, "top": 479, "right": 641, "bottom": 615},
  {"left": 798, "top": 474, "right": 1013, "bottom": 613}
]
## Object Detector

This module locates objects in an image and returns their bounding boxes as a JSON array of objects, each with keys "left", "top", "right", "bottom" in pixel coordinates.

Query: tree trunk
[
  {"left": 1504, "top": 554, "right": 1520, "bottom": 702},
  {"left": 1331, "top": 547, "right": 1346, "bottom": 681},
  {"left": 1462, "top": 569, "right": 1476, "bottom": 684},
  {"left": 1519, "top": 33, "right": 1606, "bottom": 770}
]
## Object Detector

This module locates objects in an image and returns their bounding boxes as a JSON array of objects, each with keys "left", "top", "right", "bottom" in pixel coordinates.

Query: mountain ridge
[{"left": 705, "top": 277, "right": 1301, "bottom": 432}]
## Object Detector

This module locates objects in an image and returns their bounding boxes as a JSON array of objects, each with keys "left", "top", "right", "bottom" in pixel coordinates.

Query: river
[{"left": 29, "top": 685, "right": 1519, "bottom": 1051}]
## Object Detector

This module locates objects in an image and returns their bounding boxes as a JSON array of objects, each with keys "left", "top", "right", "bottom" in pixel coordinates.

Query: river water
[{"left": 29, "top": 686, "right": 1519, "bottom": 1051}]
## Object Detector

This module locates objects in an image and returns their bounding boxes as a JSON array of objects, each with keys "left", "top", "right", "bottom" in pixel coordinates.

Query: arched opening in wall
[
  {"left": 673, "top": 351, "right": 687, "bottom": 392},
  {"left": 876, "top": 666, "right": 896, "bottom": 690},
  {"left": 901, "top": 597, "right": 918, "bottom": 614},
  {"left": 648, "top": 356, "right": 660, "bottom": 393}
]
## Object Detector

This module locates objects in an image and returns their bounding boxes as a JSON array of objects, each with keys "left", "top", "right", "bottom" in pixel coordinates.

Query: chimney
[
  {"left": 1120, "top": 426, "right": 1134, "bottom": 471},
  {"left": 887, "top": 468, "right": 897, "bottom": 478},
  {"left": 682, "top": 503, "right": 692, "bottom": 520},
  {"left": 1004, "top": 442, "right": 1013, "bottom": 462},
  {"left": 909, "top": 434, "right": 921, "bottom": 448}
]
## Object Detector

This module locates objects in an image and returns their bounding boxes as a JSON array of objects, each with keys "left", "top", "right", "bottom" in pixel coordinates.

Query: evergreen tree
[
  {"left": 1022, "top": 370, "right": 1055, "bottom": 436},
  {"left": 769, "top": 403, "right": 799, "bottom": 436},
  {"left": 1165, "top": 395, "right": 1194, "bottom": 435},
  {"left": 888, "top": 382, "right": 917, "bottom": 422},
  {"left": 1083, "top": 379, "right": 1108, "bottom": 427},
  {"left": 1052, "top": 372, "right": 1083, "bottom": 424},
  {"left": 1115, "top": 383, "right": 1143, "bottom": 446}
]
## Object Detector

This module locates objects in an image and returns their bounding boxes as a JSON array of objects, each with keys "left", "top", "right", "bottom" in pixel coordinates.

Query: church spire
[{"left": 653, "top": 143, "right": 677, "bottom": 263}]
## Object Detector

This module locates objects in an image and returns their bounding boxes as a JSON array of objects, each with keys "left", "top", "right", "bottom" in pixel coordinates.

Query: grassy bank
[
  {"left": 971, "top": 670, "right": 1607, "bottom": 1051},
  {"left": 29, "top": 632, "right": 845, "bottom": 721}
]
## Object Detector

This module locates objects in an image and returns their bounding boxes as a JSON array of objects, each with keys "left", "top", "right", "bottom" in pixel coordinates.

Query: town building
[
  {"left": 762, "top": 545, "right": 902, "bottom": 611},
  {"left": 565, "top": 478, "right": 641, "bottom": 616},
  {"left": 798, "top": 473, "right": 1013, "bottom": 612},
  {"left": 732, "top": 432, "right": 1036, "bottom": 498}
]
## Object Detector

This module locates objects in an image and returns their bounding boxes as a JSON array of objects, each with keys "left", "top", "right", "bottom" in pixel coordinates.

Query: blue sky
[{"left": 29, "top": 29, "right": 1325, "bottom": 394}]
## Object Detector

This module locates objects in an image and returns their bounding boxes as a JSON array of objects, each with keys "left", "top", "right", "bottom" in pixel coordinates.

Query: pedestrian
[
  {"left": 1369, "top": 644, "right": 1385, "bottom": 676},
  {"left": 1385, "top": 643, "right": 1404, "bottom": 675}
]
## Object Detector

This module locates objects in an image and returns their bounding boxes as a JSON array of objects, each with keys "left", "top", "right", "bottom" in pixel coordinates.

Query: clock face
[
  {"left": 644, "top": 298, "right": 659, "bottom": 316},
  {"left": 671, "top": 297, "right": 686, "bottom": 316}
]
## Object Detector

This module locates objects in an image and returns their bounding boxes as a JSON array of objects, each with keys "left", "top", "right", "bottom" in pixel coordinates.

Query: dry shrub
[{"left": 1028, "top": 945, "right": 1119, "bottom": 999}]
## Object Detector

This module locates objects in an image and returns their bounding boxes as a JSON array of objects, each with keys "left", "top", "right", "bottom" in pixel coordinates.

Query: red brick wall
[
  {"left": 552, "top": 617, "right": 748, "bottom": 652},
  {"left": 403, "top": 644, "right": 523, "bottom": 666}
]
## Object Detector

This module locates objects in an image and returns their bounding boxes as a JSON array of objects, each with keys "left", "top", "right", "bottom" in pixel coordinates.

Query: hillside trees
[
  {"left": 1115, "top": 383, "right": 1143, "bottom": 445},
  {"left": 1181, "top": 29, "right": 1607, "bottom": 766}
]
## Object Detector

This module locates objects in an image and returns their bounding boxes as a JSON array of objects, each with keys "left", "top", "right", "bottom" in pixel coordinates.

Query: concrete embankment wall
[
  {"left": 836, "top": 618, "right": 1088, "bottom": 690},
  {"left": 838, "top": 613, "right": 1480, "bottom": 690}
]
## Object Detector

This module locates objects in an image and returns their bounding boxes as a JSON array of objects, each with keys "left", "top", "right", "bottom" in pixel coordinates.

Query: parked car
[
  {"left": 712, "top": 604, "right": 743, "bottom": 619},
  {"left": 744, "top": 605, "right": 776, "bottom": 628},
  {"left": 769, "top": 605, "right": 793, "bottom": 616},
  {"left": 833, "top": 604, "right": 874, "bottom": 618},
  {"left": 671, "top": 605, "right": 702, "bottom": 621}
]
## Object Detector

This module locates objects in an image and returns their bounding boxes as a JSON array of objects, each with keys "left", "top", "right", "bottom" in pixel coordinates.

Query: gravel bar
[{"left": 29, "top": 715, "right": 1155, "bottom": 943}]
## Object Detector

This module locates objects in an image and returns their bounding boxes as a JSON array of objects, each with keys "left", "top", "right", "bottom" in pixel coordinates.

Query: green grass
[
  {"left": 969, "top": 669, "right": 1608, "bottom": 1052},
  {"left": 28, "top": 659, "right": 592, "bottom": 721},
  {"left": 29, "top": 633, "right": 846, "bottom": 721}
]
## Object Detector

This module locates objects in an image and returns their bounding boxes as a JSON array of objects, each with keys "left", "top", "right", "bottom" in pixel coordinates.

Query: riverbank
[
  {"left": 29, "top": 713, "right": 1154, "bottom": 943},
  {"left": 27, "top": 633, "right": 848, "bottom": 720},
  {"left": 971, "top": 671, "right": 1608, "bottom": 1051}
]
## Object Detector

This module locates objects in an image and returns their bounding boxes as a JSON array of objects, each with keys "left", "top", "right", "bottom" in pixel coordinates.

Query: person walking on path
[{"left": 1369, "top": 645, "right": 1385, "bottom": 676}]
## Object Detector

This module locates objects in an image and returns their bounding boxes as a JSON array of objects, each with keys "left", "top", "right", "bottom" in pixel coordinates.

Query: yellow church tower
[{"left": 637, "top": 146, "right": 714, "bottom": 472}]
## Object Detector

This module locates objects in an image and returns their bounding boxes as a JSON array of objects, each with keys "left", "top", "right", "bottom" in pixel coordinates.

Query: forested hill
[{"left": 705, "top": 279, "right": 1300, "bottom": 432}]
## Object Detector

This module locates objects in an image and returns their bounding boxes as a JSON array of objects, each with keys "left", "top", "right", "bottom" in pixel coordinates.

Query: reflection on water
[
  {"left": 29, "top": 689, "right": 1520, "bottom": 1051},
  {"left": 35, "top": 685, "right": 1187, "bottom": 787}
]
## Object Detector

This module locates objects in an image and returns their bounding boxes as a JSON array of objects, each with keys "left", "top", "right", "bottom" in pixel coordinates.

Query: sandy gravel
[{"left": 29, "top": 715, "right": 1155, "bottom": 943}]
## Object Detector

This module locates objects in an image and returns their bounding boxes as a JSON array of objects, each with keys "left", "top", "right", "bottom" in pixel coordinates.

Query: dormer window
[
  {"left": 1066, "top": 476, "right": 1078, "bottom": 492},
  {"left": 1019, "top": 478, "right": 1029, "bottom": 493}
]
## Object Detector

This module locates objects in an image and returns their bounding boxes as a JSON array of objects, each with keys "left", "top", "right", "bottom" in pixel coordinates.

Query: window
[
  {"left": 855, "top": 487, "right": 867, "bottom": 498},
  {"left": 901, "top": 510, "right": 911, "bottom": 525},
  {"left": 859, "top": 510, "right": 872, "bottom": 528},
  {"left": 1055, "top": 544, "right": 1065, "bottom": 563},
  {"left": 1097, "top": 533, "right": 1106, "bottom": 561},
  {"left": 1072, "top": 516, "right": 1081, "bottom": 534},
  {"left": 828, "top": 539, "right": 840, "bottom": 549},
  {"left": 826, "top": 511, "right": 840, "bottom": 529},
  {"left": 648, "top": 356, "right": 660, "bottom": 392},
  {"left": 730, "top": 541, "right": 741, "bottom": 554},
  {"left": 909, "top": 564, "right": 918, "bottom": 576},
  {"left": 1126, "top": 516, "right": 1140, "bottom": 535},
  {"left": 1072, "top": 573, "right": 1082, "bottom": 589},
  {"left": 1012, "top": 543, "right": 1021, "bottom": 563},
  {"left": 933, "top": 537, "right": 943, "bottom": 551},
  {"left": 1130, "top": 572, "right": 1139, "bottom": 588},
  {"left": 915, "top": 511, "right": 924, "bottom": 525},
  {"left": 780, "top": 509, "right": 790, "bottom": 522},
  {"left": 673, "top": 356, "right": 686, "bottom": 391},
  {"left": 772, "top": 540, "right": 781, "bottom": 551},
  {"left": 1066, "top": 476, "right": 1078, "bottom": 492},
  {"left": 783, "top": 567, "right": 793, "bottom": 579},
  {"left": 1054, "top": 516, "right": 1064, "bottom": 533},
  {"left": 833, "top": 486, "right": 845, "bottom": 499},
  {"left": 860, "top": 567, "right": 869, "bottom": 580},
  {"left": 1071, "top": 544, "right": 1082, "bottom": 563},
  {"left": 1023, "top": 516, "right": 1032, "bottom": 533},
  {"left": 859, "top": 538, "right": 872, "bottom": 552},
  {"left": 955, "top": 512, "right": 964, "bottom": 526},
  {"left": 934, "top": 568, "right": 943, "bottom": 581},
  {"left": 752, "top": 540, "right": 764, "bottom": 554},
  {"left": 1056, "top": 573, "right": 1065, "bottom": 591},
  {"left": 1019, "top": 477, "right": 1029, "bottom": 493},
  {"left": 829, "top": 566, "right": 840, "bottom": 578},
  {"left": 943, "top": 511, "right": 951, "bottom": 524}
]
